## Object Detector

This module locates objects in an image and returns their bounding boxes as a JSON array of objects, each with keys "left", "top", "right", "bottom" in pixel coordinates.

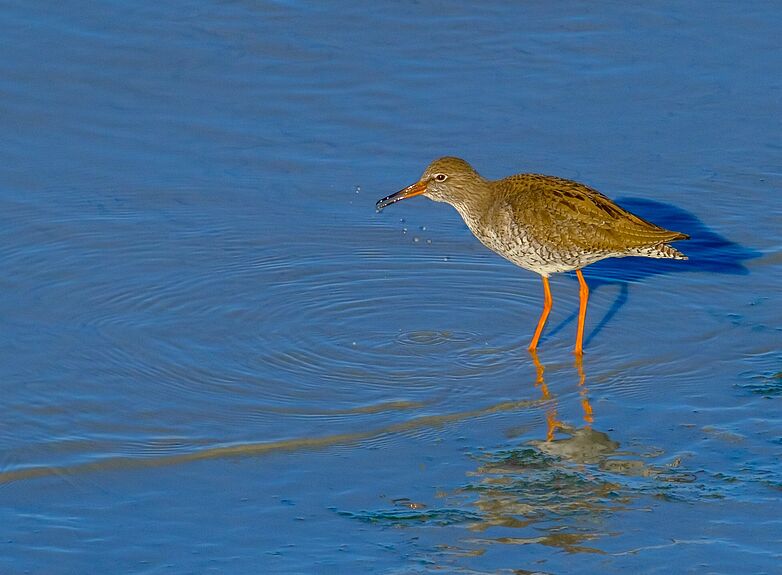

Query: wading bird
[{"left": 376, "top": 157, "right": 688, "bottom": 354}]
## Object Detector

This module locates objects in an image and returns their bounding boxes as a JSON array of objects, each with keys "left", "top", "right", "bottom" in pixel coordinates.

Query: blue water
[{"left": 1, "top": 2, "right": 780, "bottom": 573}]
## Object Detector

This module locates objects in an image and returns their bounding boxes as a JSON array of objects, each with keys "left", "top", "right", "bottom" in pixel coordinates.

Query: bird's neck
[{"left": 445, "top": 180, "right": 493, "bottom": 228}]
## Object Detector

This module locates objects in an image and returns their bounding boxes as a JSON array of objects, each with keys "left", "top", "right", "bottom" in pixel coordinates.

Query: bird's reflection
[
  {"left": 320, "top": 354, "right": 699, "bottom": 566},
  {"left": 526, "top": 353, "right": 635, "bottom": 472},
  {"left": 531, "top": 351, "right": 594, "bottom": 444},
  {"left": 463, "top": 353, "right": 650, "bottom": 555}
]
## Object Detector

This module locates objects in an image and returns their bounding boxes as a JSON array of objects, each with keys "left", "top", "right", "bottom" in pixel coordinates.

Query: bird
[{"left": 375, "top": 157, "right": 689, "bottom": 354}]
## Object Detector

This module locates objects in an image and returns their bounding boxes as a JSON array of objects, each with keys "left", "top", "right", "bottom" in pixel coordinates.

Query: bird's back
[
  {"left": 497, "top": 174, "right": 687, "bottom": 249},
  {"left": 464, "top": 173, "right": 688, "bottom": 274}
]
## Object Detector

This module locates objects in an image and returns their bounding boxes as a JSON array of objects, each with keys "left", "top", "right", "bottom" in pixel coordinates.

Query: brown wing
[{"left": 501, "top": 174, "right": 688, "bottom": 253}]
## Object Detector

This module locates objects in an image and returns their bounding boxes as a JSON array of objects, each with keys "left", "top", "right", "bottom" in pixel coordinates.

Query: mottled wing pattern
[{"left": 500, "top": 174, "right": 688, "bottom": 253}]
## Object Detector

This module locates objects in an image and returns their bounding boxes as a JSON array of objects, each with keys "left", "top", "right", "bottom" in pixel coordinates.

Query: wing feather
[{"left": 500, "top": 174, "right": 688, "bottom": 253}]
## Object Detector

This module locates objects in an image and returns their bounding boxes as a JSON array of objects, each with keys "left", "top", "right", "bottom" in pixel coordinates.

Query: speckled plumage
[
  {"left": 375, "top": 156, "right": 689, "bottom": 353},
  {"left": 420, "top": 158, "right": 689, "bottom": 277}
]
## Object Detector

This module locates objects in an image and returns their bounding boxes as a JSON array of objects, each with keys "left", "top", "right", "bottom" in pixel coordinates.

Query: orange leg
[
  {"left": 527, "top": 276, "right": 552, "bottom": 352},
  {"left": 574, "top": 270, "right": 589, "bottom": 355}
]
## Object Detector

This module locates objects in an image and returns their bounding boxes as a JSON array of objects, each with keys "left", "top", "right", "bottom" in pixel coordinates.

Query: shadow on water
[{"left": 547, "top": 198, "right": 762, "bottom": 345}]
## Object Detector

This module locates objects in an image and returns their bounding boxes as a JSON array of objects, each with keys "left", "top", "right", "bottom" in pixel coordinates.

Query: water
[{"left": 1, "top": 1, "right": 780, "bottom": 573}]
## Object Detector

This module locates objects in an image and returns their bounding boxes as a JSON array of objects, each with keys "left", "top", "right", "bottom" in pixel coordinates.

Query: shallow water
[{"left": 1, "top": 1, "right": 780, "bottom": 573}]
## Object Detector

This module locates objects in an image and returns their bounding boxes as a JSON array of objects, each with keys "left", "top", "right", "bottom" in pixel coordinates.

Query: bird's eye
[{"left": 435, "top": 174, "right": 447, "bottom": 182}]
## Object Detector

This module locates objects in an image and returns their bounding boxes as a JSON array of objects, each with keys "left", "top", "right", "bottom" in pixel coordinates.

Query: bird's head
[{"left": 376, "top": 157, "right": 485, "bottom": 211}]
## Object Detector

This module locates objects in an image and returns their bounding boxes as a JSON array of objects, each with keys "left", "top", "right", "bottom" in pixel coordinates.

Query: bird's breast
[{"left": 453, "top": 202, "right": 602, "bottom": 275}]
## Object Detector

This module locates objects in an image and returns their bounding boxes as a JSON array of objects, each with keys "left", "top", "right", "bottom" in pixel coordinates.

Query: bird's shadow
[{"left": 545, "top": 197, "right": 760, "bottom": 346}]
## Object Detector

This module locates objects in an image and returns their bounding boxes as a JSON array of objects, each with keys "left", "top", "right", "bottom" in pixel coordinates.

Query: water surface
[{"left": 1, "top": 1, "right": 780, "bottom": 573}]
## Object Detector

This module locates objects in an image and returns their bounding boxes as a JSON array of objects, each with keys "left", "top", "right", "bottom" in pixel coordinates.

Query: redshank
[{"left": 376, "top": 157, "right": 689, "bottom": 354}]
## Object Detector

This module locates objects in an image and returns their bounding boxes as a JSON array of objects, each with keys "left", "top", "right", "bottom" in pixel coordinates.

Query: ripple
[
  {"left": 337, "top": 507, "right": 482, "bottom": 527},
  {"left": 737, "top": 371, "right": 782, "bottom": 397},
  {"left": 248, "top": 242, "right": 537, "bottom": 403},
  {"left": 396, "top": 329, "right": 481, "bottom": 347},
  {"left": 4, "top": 195, "right": 545, "bottom": 419}
]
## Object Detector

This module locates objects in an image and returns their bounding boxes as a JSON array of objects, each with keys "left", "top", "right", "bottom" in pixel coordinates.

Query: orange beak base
[{"left": 376, "top": 180, "right": 427, "bottom": 212}]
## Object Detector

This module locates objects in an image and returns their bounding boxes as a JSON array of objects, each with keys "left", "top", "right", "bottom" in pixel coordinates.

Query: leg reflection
[
  {"left": 575, "top": 355, "right": 594, "bottom": 427},
  {"left": 530, "top": 352, "right": 595, "bottom": 441},
  {"left": 530, "top": 350, "right": 563, "bottom": 441}
]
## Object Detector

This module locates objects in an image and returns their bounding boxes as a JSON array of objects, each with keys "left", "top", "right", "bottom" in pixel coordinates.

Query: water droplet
[
  {"left": 426, "top": 239, "right": 432, "bottom": 244},
  {"left": 399, "top": 218, "right": 406, "bottom": 223},
  {"left": 419, "top": 225, "right": 427, "bottom": 231},
  {"left": 413, "top": 237, "right": 420, "bottom": 243}
]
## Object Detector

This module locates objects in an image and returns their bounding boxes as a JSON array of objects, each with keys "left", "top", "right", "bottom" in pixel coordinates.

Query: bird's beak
[{"left": 376, "top": 180, "right": 427, "bottom": 212}]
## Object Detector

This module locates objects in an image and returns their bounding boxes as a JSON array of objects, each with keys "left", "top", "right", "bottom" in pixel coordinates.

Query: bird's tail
[{"left": 629, "top": 243, "right": 688, "bottom": 260}]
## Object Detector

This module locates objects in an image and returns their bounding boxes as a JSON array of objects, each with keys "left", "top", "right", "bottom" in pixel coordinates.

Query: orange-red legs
[
  {"left": 527, "top": 276, "right": 552, "bottom": 352},
  {"left": 574, "top": 269, "right": 589, "bottom": 355}
]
